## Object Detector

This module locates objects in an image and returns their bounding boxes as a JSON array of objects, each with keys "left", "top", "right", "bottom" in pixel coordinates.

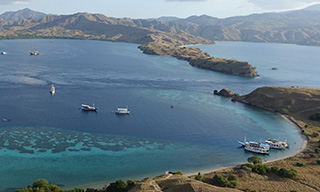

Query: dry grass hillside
[{"left": 233, "top": 86, "right": 320, "bottom": 126}]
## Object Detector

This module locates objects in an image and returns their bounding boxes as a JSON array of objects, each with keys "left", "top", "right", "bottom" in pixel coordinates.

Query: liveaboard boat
[
  {"left": 265, "top": 138, "right": 289, "bottom": 149},
  {"left": 115, "top": 106, "right": 130, "bottom": 114},
  {"left": 239, "top": 136, "right": 270, "bottom": 155},
  {"left": 50, "top": 84, "right": 55, "bottom": 95},
  {"left": 81, "top": 104, "right": 97, "bottom": 111}
]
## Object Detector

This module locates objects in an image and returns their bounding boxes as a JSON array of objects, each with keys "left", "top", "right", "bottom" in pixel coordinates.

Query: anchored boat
[
  {"left": 50, "top": 84, "right": 55, "bottom": 95},
  {"left": 239, "top": 136, "right": 270, "bottom": 155},
  {"left": 81, "top": 104, "right": 97, "bottom": 111},
  {"left": 265, "top": 138, "right": 289, "bottom": 149},
  {"left": 115, "top": 106, "right": 130, "bottom": 114}
]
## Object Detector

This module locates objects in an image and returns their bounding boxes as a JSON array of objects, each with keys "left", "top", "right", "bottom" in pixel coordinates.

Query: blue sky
[{"left": 0, "top": 0, "right": 319, "bottom": 18}]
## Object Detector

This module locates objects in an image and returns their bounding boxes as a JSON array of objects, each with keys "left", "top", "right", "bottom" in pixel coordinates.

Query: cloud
[
  {"left": 248, "top": 0, "right": 320, "bottom": 10},
  {"left": 0, "top": 0, "right": 34, "bottom": 5}
]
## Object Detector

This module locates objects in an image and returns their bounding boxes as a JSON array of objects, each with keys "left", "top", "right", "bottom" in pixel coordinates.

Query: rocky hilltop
[
  {"left": 232, "top": 86, "right": 320, "bottom": 126},
  {"left": 151, "top": 4, "right": 320, "bottom": 46},
  {"left": 0, "top": 9, "right": 258, "bottom": 77}
]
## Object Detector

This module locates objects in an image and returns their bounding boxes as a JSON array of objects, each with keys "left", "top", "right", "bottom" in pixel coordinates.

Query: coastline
[
  {"left": 84, "top": 114, "right": 308, "bottom": 190},
  {"left": 185, "top": 114, "right": 308, "bottom": 177}
]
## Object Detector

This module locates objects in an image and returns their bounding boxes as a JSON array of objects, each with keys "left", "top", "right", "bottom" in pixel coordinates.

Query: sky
[{"left": 0, "top": 0, "right": 320, "bottom": 19}]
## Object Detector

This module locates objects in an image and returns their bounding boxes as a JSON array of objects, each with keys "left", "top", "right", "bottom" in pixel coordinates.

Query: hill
[
  {"left": 151, "top": 4, "right": 320, "bottom": 46},
  {"left": 0, "top": 9, "right": 258, "bottom": 77},
  {"left": 232, "top": 86, "right": 320, "bottom": 126},
  {"left": 0, "top": 8, "right": 46, "bottom": 21}
]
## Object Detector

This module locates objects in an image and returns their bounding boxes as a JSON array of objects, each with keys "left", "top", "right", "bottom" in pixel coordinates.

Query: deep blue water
[{"left": 0, "top": 39, "right": 315, "bottom": 190}]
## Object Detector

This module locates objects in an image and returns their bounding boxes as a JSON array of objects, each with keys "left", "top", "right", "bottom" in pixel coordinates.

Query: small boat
[
  {"left": 265, "top": 138, "right": 289, "bottom": 149},
  {"left": 1, "top": 52, "right": 7, "bottom": 55},
  {"left": 29, "top": 51, "right": 40, "bottom": 55},
  {"left": 115, "top": 106, "right": 130, "bottom": 114},
  {"left": 50, "top": 84, "right": 55, "bottom": 95},
  {"left": 271, "top": 67, "right": 279, "bottom": 70},
  {"left": 81, "top": 104, "right": 97, "bottom": 111}
]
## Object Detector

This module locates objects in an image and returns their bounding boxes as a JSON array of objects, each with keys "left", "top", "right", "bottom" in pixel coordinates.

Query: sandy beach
[
  {"left": 87, "top": 114, "right": 309, "bottom": 190},
  {"left": 185, "top": 114, "right": 308, "bottom": 177}
]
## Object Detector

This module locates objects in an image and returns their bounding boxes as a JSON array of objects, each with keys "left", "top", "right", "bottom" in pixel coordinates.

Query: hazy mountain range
[{"left": 1, "top": 4, "right": 320, "bottom": 46}]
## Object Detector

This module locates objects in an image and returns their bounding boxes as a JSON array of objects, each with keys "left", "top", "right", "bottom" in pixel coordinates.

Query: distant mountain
[
  {"left": 0, "top": 8, "right": 46, "bottom": 21},
  {"left": 2, "top": 6, "right": 320, "bottom": 46},
  {"left": 0, "top": 10, "right": 210, "bottom": 46},
  {"left": 302, "top": 4, "right": 320, "bottom": 11},
  {"left": 149, "top": 5, "right": 320, "bottom": 46}
]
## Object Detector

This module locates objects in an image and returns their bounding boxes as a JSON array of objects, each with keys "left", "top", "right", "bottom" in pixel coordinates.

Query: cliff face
[{"left": 233, "top": 86, "right": 320, "bottom": 125}]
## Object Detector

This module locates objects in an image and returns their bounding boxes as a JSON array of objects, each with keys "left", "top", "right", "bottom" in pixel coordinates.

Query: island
[{"left": 0, "top": 10, "right": 258, "bottom": 77}]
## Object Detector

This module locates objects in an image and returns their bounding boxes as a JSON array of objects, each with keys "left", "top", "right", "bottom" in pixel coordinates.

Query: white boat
[
  {"left": 1, "top": 52, "right": 7, "bottom": 55},
  {"left": 239, "top": 136, "right": 270, "bottom": 155},
  {"left": 265, "top": 138, "right": 289, "bottom": 149},
  {"left": 115, "top": 106, "right": 130, "bottom": 114},
  {"left": 29, "top": 51, "right": 40, "bottom": 55},
  {"left": 50, "top": 84, "right": 55, "bottom": 95},
  {"left": 81, "top": 104, "right": 97, "bottom": 111}
]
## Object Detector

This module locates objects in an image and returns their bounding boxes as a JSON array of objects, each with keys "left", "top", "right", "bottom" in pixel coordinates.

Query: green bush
[
  {"left": 211, "top": 174, "right": 239, "bottom": 188},
  {"left": 32, "top": 179, "right": 50, "bottom": 189},
  {"left": 271, "top": 166, "right": 279, "bottom": 173},
  {"left": 278, "top": 168, "right": 298, "bottom": 179},
  {"left": 278, "top": 108, "right": 289, "bottom": 115},
  {"left": 296, "top": 162, "right": 306, "bottom": 167},
  {"left": 106, "top": 180, "right": 128, "bottom": 192},
  {"left": 195, "top": 172, "right": 204, "bottom": 182},
  {"left": 252, "top": 164, "right": 270, "bottom": 175},
  {"left": 248, "top": 155, "right": 262, "bottom": 165},
  {"left": 309, "top": 112, "right": 320, "bottom": 121},
  {"left": 241, "top": 163, "right": 255, "bottom": 169},
  {"left": 317, "top": 160, "right": 320, "bottom": 164}
]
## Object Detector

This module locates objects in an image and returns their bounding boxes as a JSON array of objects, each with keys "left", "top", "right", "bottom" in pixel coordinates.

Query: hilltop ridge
[{"left": 0, "top": 9, "right": 258, "bottom": 77}]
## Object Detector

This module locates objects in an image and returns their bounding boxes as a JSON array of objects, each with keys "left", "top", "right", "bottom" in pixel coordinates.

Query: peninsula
[{"left": 0, "top": 9, "right": 258, "bottom": 77}]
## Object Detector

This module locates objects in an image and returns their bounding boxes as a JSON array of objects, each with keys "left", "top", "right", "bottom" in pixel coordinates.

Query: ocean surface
[{"left": 0, "top": 39, "right": 317, "bottom": 190}]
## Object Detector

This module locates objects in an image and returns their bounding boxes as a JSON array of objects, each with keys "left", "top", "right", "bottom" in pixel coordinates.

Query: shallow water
[{"left": 0, "top": 40, "right": 312, "bottom": 190}]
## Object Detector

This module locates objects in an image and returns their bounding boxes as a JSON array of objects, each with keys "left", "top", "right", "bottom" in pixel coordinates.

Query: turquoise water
[{"left": 0, "top": 40, "right": 312, "bottom": 190}]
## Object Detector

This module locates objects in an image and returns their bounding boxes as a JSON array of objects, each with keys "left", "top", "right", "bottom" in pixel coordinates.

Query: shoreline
[
  {"left": 184, "top": 114, "right": 308, "bottom": 177},
  {"left": 84, "top": 114, "right": 308, "bottom": 189}
]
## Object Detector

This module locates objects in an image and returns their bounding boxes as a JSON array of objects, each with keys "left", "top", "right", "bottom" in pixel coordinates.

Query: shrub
[
  {"left": 248, "top": 155, "right": 262, "bottom": 165},
  {"left": 106, "top": 180, "right": 128, "bottom": 192},
  {"left": 211, "top": 174, "right": 239, "bottom": 188},
  {"left": 212, "top": 174, "right": 229, "bottom": 187},
  {"left": 32, "top": 179, "right": 49, "bottom": 189},
  {"left": 309, "top": 112, "right": 320, "bottom": 121},
  {"left": 241, "top": 163, "right": 255, "bottom": 169},
  {"left": 278, "top": 108, "right": 289, "bottom": 114},
  {"left": 278, "top": 168, "right": 298, "bottom": 179},
  {"left": 310, "top": 154, "right": 317, "bottom": 158},
  {"left": 314, "top": 148, "right": 319, "bottom": 153},
  {"left": 195, "top": 172, "right": 204, "bottom": 182},
  {"left": 252, "top": 164, "right": 270, "bottom": 175},
  {"left": 271, "top": 166, "right": 279, "bottom": 173},
  {"left": 317, "top": 160, "right": 320, "bottom": 164},
  {"left": 296, "top": 162, "right": 305, "bottom": 167},
  {"left": 126, "top": 179, "right": 136, "bottom": 187}
]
